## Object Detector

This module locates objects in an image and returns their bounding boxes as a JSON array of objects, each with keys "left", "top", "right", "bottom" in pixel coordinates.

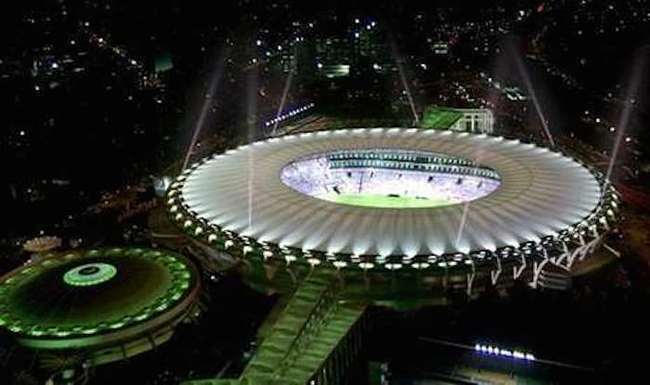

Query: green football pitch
[
  {"left": 326, "top": 193, "right": 453, "bottom": 208},
  {"left": 421, "top": 107, "right": 463, "bottom": 129}
]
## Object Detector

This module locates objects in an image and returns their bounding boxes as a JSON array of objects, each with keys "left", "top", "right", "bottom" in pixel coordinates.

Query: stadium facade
[
  {"left": 168, "top": 128, "right": 617, "bottom": 296},
  {"left": 0, "top": 248, "right": 200, "bottom": 368},
  {"left": 165, "top": 128, "right": 619, "bottom": 385}
]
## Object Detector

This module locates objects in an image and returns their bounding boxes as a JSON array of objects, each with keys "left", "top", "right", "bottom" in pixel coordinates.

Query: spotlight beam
[
  {"left": 182, "top": 52, "right": 226, "bottom": 171},
  {"left": 606, "top": 48, "right": 647, "bottom": 182},
  {"left": 273, "top": 48, "right": 297, "bottom": 135},
  {"left": 511, "top": 42, "right": 555, "bottom": 147},
  {"left": 390, "top": 37, "right": 420, "bottom": 125}
]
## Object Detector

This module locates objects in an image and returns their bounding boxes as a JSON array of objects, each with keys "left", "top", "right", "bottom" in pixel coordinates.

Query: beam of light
[
  {"left": 606, "top": 49, "right": 647, "bottom": 182},
  {"left": 246, "top": 66, "right": 259, "bottom": 231},
  {"left": 390, "top": 38, "right": 420, "bottom": 125},
  {"left": 248, "top": 149, "right": 254, "bottom": 230},
  {"left": 511, "top": 44, "right": 555, "bottom": 147},
  {"left": 273, "top": 70, "right": 293, "bottom": 135},
  {"left": 273, "top": 51, "right": 296, "bottom": 135},
  {"left": 455, "top": 150, "right": 485, "bottom": 249},
  {"left": 181, "top": 53, "right": 225, "bottom": 171},
  {"left": 455, "top": 201, "right": 471, "bottom": 249}
]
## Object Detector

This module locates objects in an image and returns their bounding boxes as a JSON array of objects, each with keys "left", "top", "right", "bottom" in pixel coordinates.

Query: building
[
  {"left": 0, "top": 248, "right": 200, "bottom": 380},
  {"left": 169, "top": 128, "right": 616, "bottom": 299},
  {"left": 421, "top": 106, "right": 495, "bottom": 134},
  {"left": 168, "top": 128, "right": 617, "bottom": 385}
]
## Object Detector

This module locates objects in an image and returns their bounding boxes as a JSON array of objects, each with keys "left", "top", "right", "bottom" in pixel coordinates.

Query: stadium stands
[{"left": 281, "top": 151, "right": 501, "bottom": 207}]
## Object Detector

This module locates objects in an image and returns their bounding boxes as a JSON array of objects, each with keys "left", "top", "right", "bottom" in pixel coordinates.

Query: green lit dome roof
[{"left": 0, "top": 248, "right": 199, "bottom": 350}]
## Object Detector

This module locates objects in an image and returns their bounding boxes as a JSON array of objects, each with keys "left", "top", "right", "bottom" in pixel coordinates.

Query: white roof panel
[{"left": 181, "top": 129, "right": 601, "bottom": 256}]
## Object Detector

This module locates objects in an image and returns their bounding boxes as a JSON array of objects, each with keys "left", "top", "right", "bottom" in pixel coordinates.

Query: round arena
[
  {"left": 0, "top": 248, "right": 200, "bottom": 366},
  {"left": 167, "top": 128, "right": 618, "bottom": 298}
]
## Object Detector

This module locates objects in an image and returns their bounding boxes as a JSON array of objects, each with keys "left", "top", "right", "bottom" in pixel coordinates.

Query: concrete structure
[
  {"left": 449, "top": 108, "right": 494, "bottom": 134},
  {"left": 169, "top": 128, "right": 618, "bottom": 385},
  {"left": 0, "top": 248, "right": 200, "bottom": 369},
  {"left": 183, "top": 271, "right": 366, "bottom": 385},
  {"left": 169, "top": 129, "right": 616, "bottom": 287},
  {"left": 422, "top": 107, "right": 494, "bottom": 134}
]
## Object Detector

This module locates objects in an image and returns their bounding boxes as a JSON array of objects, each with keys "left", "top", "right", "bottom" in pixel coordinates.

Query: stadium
[
  {"left": 167, "top": 128, "right": 618, "bottom": 298},
  {"left": 0, "top": 248, "right": 200, "bottom": 367}
]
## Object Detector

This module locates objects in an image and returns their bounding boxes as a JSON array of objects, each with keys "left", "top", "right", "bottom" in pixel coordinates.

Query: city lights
[
  {"left": 264, "top": 102, "right": 315, "bottom": 127},
  {"left": 2, "top": 2, "right": 645, "bottom": 383},
  {"left": 474, "top": 344, "right": 536, "bottom": 361}
]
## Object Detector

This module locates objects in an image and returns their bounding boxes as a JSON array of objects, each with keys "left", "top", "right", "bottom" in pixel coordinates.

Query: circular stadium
[
  {"left": 0, "top": 247, "right": 199, "bottom": 366},
  {"left": 167, "top": 128, "right": 618, "bottom": 296}
]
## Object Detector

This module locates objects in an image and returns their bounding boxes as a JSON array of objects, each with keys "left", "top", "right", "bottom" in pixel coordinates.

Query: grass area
[
  {"left": 421, "top": 107, "right": 463, "bottom": 129},
  {"left": 327, "top": 193, "right": 452, "bottom": 208}
]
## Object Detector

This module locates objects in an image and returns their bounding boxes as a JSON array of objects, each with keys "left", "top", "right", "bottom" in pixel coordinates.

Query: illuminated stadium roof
[
  {"left": 0, "top": 248, "right": 199, "bottom": 350},
  {"left": 169, "top": 128, "right": 617, "bottom": 264}
]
